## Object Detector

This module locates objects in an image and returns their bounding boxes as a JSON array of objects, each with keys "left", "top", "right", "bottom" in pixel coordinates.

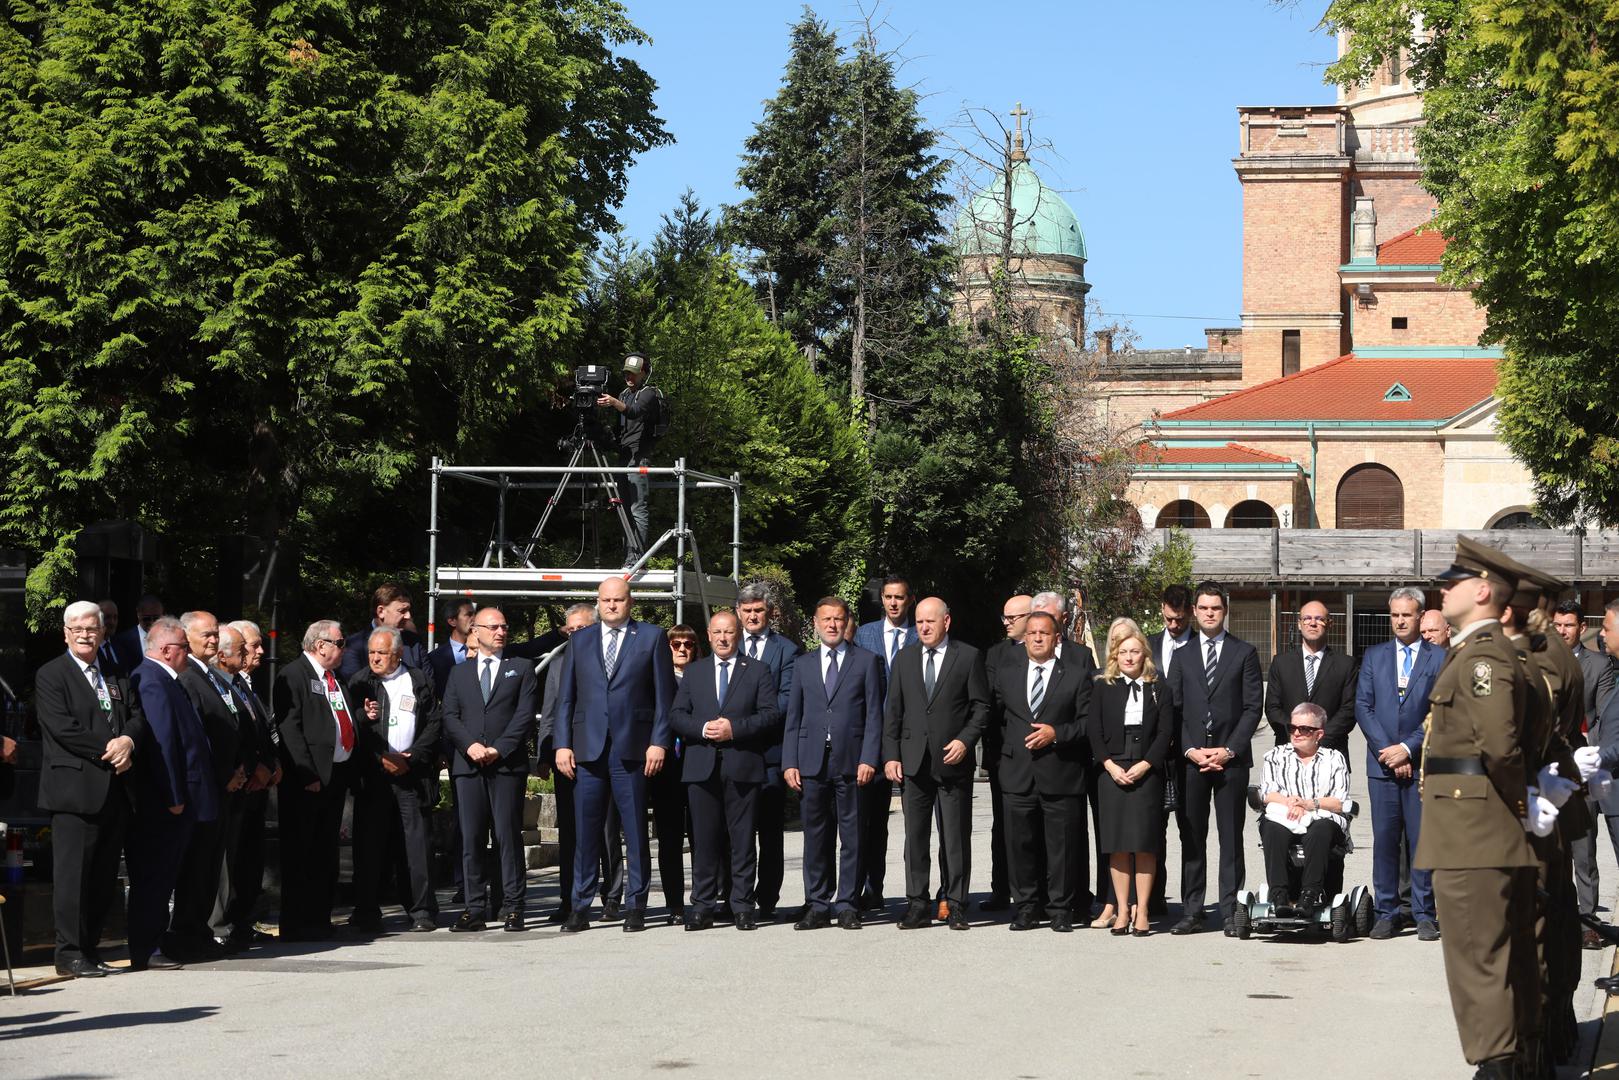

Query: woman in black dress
[{"left": 1089, "top": 618, "right": 1171, "bottom": 936}]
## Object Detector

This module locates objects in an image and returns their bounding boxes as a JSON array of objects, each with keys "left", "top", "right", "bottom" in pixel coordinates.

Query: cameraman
[{"left": 595, "top": 352, "right": 662, "bottom": 563}]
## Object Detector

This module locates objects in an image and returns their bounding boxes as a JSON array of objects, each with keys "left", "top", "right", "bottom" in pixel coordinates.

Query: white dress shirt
[
  {"left": 600, "top": 622, "right": 628, "bottom": 667},
  {"left": 1160, "top": 632, "right": 1189, "bottom": 681},
  {"left": 1123, "top": 678, "right": 1145, "bottom": 726},
  {"left": 379, "top": 665, "right": 416, "bottom": 753},
  {"left": 1026, "top": 657, "right": 1053, "bottom": 713},
  {"left": 820, "top": 641, "right": 848, "bottom": 682}
]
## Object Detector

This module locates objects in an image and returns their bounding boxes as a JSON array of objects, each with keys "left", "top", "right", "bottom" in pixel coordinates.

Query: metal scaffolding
[{"left": 425, "top": 457, "right": 742, "bottom": 646}]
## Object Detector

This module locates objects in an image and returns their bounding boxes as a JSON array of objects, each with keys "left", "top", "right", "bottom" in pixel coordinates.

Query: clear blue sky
[{"left": 610, "top": 1, "right": 1337, "bottom": 349}]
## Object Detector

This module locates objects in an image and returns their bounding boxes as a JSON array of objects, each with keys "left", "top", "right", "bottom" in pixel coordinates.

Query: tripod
[{"left": 503, "top": 419, "right": 638, "bottom": 568}]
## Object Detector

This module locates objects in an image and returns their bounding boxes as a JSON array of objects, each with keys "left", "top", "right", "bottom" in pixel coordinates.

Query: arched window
[
  {"left": 1227, "top": 500, "right": 1278, "bottom": 529},
  {"left": 1336, "top": 464, "right": 1404, "bottom": 529},
  {"left": 1489, "top": 510, "right": 1542, "bottom": 530},
  {"left": 1158, "top": 500, "right": 1211, "bottom": 530}
]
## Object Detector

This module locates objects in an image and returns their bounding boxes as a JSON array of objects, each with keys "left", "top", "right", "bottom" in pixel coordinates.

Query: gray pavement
[{"left": 4, "top": 724, "right": 1615, "bottom": 1079}]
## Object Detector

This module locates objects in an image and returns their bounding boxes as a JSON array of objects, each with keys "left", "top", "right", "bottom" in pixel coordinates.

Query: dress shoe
[
  {"left": 449, "top": 888, "right": 465, "bottom": 905},
  {"left": 600, "top": 899, "right": 623, "bottom": 922},
  {"left": 1295, "top": 889, "right": 1325, "bottom": 918},
  {"left": 560, "top": 912, "right": 590, "bottom": 933},
  {"left": 1170, "top": 915, "right": 1203, "bottom": 936},
  {"left": 948, "top": 905, "right": 970, "bottom": 931},
  {"left": 227, "top": 928, "right": 272, "bottom": 949},
  {"left": 1110, "top": 919, "right": 1131, "bottom": 937},
  {"left": 57, "top": 957, "right": 107, "bottom": 978},
  {"left": 411, "top": 917, "right": 437, "bottom": 933},
  {"left": 451, "top": 912, "right": 487, "bottom": 933},
  {"left": 897, "top": 904, "right": 930, "bottom": 930},
  {"left": 214, "top": 935, "right": 246, "bottom": 955},
  {"left": 128, "top": 953, "right": 183, "bottom": 972},
  {"left": 1050, "top": 912, "right": 1074, "bottom": 933},
  {"left": 668, "top": 905, "right": 685, "bottom": 927},
  {"left": 545, "top": 908, "right": 572, "bottom": 925},
  {"left": 1584, "top": 927, "right": 1605, "bottom": 950},
  {"left": 684, "top": 910, "right": 715, "bottom": 932},
  {"left": 1368, "top": 918, "right": 1396, "bottom": 940},
  {"left": 1010, "top": 910, "right": 1038, "bottom": 932},
  {"left": 1472, "top": 1055, "right": 1517, "bottom": 1079},
  {"left": 734, "top": 910, "right": 758, "bottom": 931},
  {"left": 1268, "top": 889, "right": 1292, "bottom": 914},
  {"left": 1131, "top": 925, "right": 1152, "bottom": 938},
  {"left": 838, "top": 909, "right": 862, "bottom": 930},
  {"left": 794, "top": 908, "right": 832, "bottom": 930},
  {"left": 503, "top": 912, "right": 525, "bottom": 932},
  {"left": 622, "top": 907, "right": 646, "bottom": 932},
  {"left": 1223, "top": 917, "right": 1238, "bottom": 938},
  {"left": 936, "top": 899, "right": 951, "bottom": 922},
  {"left": 1417, "top": 920, "right": 1442, "bottom": 942},
  {"left": 980, "top": 894, "right": 1011, "bottom": 912}
]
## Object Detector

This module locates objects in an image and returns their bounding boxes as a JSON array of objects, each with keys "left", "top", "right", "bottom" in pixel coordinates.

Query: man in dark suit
[
  {"left": 219, "top": 619, "right": 280, "bottom": 948},
  {"left": 350, "top": 627, "right": 442, "bottom": 932},
  {"left": 170, "top": 611, "right": 251, "bottom": 960},
  {"left": 1356, "top": 587, "right": 1443, "bottom": 940},
  {"left": 670, "top": 610, "right": 782, "bottom": 931},
  {"left": 1589, "top": 602, "right": 1619, "bottom": 867},
  {"left": 883, "top": 597, "right": 991, "bottom": 930},
  {"left": 536, "top": 604, "right": 597, "bottom": 922},
  {"left": 95, "top": 599, "right": 124, "bottom": 672},
  {"left": 1168, "top": 580, "right": 1263, "bottom": 936},
  {"left": 785, "top": 597, "right": 883, "bottom": 929},
  {"left": 1033, "top": 589, "right": 1101, "bottom": 916},
  {"left": 126, "top": 617, "right": 219, "bottom": 970},
  {"left": 980, "top": 593, "right": 1033, "bottom": 911},
  {"left": 426, "top": 597, "right": 477, "bottom": 700},
  {"left": 36, "top": 600, "right": 142, "bottom": 977},
  {"left": 555, "top": 577, "right": 676, "bottom": 932},
  {"left": 109, "top": 593, "right": 163, "bottom": 673},
  {"left": 851, "top": 574, "right": 916, "bottom": 914},
  {"left": 1265, "top": 600, "right": 1358, "bottom": 758},
  {"left": 442, "top": 607, "right": 538, "bottom": 932},
  {"left": 990, "top": 611, "right": 1091, "bottom": 932},
  {"left": 339, "top": 582, "right": 428, "bottom": 681},
  {"left": 1142, "top": 585, "right": 1192, "bottom": 917},
  {"left": 1553, "top": 599, "right": 1615, "bottom": 937},
  {"left": 274, "top": 619, "right": 359, "bottom": 940},
  {"left": 735, "top": 583, "right": 799, "bottom": 919}
]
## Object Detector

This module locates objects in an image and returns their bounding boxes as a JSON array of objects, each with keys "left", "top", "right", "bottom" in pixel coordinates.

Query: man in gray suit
[{"left": 1554, "top": 600, "right": 1616, "bottom": 942}]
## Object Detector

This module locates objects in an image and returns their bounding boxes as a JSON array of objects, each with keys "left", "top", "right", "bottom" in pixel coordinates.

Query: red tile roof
[
  {"left": 1158, "top": 355, "right": 1498, "bottom": 423},
  {"left": 1377, "top": 225, "right": 1448, "bottom": 265},
  {"left": 1135, "top": 442, "right": 1295, "bottom": 465}
]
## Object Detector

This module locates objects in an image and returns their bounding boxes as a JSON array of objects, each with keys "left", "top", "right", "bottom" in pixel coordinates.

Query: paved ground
[{"left": 4, "top": 726, "right": 1615, "bottom": 1079}]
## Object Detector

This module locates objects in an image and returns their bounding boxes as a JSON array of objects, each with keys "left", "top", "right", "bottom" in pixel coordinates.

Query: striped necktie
[
  {"left": 1204, "top": 639, "right": 1218, "bottom": 688},
  {"left": 605, "top": 628, "right": 621, "bottom": 680},
  {"left": 1029, "top": 663, "right": 1045, "bottom": 715}
]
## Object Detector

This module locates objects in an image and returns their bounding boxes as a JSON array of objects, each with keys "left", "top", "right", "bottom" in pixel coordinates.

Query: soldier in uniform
[{"left": 1419, "top": 538, "right": 1554, "bottom": 1080}]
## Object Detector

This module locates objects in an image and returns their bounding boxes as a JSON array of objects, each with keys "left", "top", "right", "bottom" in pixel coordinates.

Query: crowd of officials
[{"left": 28, "top": 538, "right": 1619, "bottom": 1080}]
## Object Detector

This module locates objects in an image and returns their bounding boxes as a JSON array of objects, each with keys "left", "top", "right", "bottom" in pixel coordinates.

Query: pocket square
[{"left": 504, "top": 669, "right": 516, "bottom": 678}]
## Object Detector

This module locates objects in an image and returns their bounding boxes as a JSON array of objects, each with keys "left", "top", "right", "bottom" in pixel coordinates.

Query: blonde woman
[{"left": 1089, "top": 618, "right": 1171, "bottom": 936}]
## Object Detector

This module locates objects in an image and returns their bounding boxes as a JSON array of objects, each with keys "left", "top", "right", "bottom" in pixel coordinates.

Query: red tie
[{"left": 325, "top": 669, "right": 355, "bottom": 752}]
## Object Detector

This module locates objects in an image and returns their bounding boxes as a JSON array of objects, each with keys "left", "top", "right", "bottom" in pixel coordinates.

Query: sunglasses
[{"left": 1288, "top": 725, "right": 1324, "bottom": 736}]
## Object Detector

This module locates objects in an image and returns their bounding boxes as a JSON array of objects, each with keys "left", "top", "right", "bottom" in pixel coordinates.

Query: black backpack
[{"left": 648, "top": 384, "right": 672, "bottom": 439}]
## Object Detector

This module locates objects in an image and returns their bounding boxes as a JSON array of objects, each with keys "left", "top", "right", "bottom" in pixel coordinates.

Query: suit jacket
[
  {"left": 739, "top": 629, "right": 799, "bottom": 766},
  {"left": 34, "top": 652, "right": 146, "bottom": 814},
  {"left": 991, "top": 652, "right": 1090, "bottom": 796},
  {"left": 854, "top": 618, "right": 918, "bottom": 678},
  {"left": 1576, "top": 645, "right": 1616, "bottom": 735},
  {"left": 1355, "top": 638, "right": 1443, "bottom": 777},
  {"left": 1595, "top": 685, "right": 1619, "bottom": 815},
  {"left": 347, "top": 664, "right": 442, "bottom": 789},
  {"left": 228, "top": 671, "right": 280, "bottom": 775},
  {"left": 669, "top": 653, "right": 783, "bottom": 784},
  {"left": 1167, "top": 633, "right": 1263, "bottom": 767},
  {"left": 275, "top": 653, "right": 360, "bottom": 788},
  {"left": 178, "top": 658, "right": 252, "bottom": 790},
  {"left": 1265, "top": 646, "right": 1359, "bottom": 754},
  {"left": 442, "top": 651, "right": 539, "bottom": 776},
  {"left": 339, "top": 626, "right": 427, "bottom": 682},
  {"left": 129, "top": 658, "right": 219, "bottom": 821},
  {"left": 883, "top": 639, "right": 991, "bottom": 781},
  {"left": 784, "top": 644, "right": 884, "bottom": 777},
  {"left": 426, "top": 639, "right": 471, "bottom": 701},
  {"left": 1089, "top": 676, "right": 1172, "bottom": 772},
  {"left": 108, "top": 626, "right": 146, "bottom": 675},
  {"left": 555, "top": 620, "right": 675, "bottom": 764}
]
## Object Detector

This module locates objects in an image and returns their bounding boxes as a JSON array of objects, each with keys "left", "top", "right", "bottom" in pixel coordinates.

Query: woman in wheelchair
[{"left": 1257, "top": 702, "right": 1350, "bottom": 916}]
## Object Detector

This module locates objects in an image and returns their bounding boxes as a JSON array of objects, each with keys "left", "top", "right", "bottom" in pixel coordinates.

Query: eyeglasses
[
  {"left": 1001, "top": 612, "right": 1031, "bottom": 624},
  {"left": 317, "top": 637, "right": 342, "bottom": 648},
  {"left": 475, "top": 623, "right": 509, "bottom": 633},
  {"left": 1298, "top": 615, "right": 1327, "bottom": 624},
  {"left": 65, "top": 625, "right": 101, "bottom": 637},
  {"left": 157, "top": 641, "right": 189, "bottom": 653},
  {"left": 1288, "top": 725, "right": 1324, "bottom": 737}
]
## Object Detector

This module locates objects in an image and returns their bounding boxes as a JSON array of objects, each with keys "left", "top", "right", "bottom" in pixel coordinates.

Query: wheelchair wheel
[
  {"left": 1232, "top": 904, "right": 1252, "bottom": 940},
  {"left": 1330, "top": 901, "right": 1352, "bottom": 943},
  {"left": 1353, "top": 891, "right": 1374, "bottom": 937}
]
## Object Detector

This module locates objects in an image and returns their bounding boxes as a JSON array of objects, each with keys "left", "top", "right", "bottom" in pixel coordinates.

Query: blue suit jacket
[
  {"left": 741, "top": 629, "right": 799, "bottom": 765},
  {"left": 1355, "top": 638, "right": 1442, "bottom": 777},
  {"left": 426, "top": 639, "right": 469, "bottom": 701},
  {"left": 854, "top": 619, "right": 918, "bottom": 683},
  {"left": 556, "top": 619, "right": 676, "bottom": 763},
  {"left": 128, "top": 658, "right": 220, "bottom": 822},
  {"left": 669, "top": 654, "right": 783, "bottom": 784},
  {"left": 783, "top": 644, "right": 883, "bottom": 777}
]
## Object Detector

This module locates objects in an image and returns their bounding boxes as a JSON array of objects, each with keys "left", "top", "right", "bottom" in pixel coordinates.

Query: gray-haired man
[{"left": 735, "top": 583, "right": 799, "bottom": 918}]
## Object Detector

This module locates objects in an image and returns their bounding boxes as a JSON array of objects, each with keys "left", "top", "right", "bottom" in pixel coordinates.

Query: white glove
[
  {"left": 1537, "top": 763, "right": 1579, "bottom": 808},
  {"left": 1523, "top": 787, "right": 1559, "bottom": 837},
  {"left": 1574, "top": 745, "right": 1603, "bottom": 782},
  {"left": 1593, "top": 770, "right": 1614, "bottom": 801}
]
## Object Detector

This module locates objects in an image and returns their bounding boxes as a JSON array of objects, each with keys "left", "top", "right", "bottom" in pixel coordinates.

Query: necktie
[
  {"left": 206, "top": 666, "right": 237, "bottom": 713},
  {"left": 824, "top": 648, "right": 839, "bottom": 698},
  {"left": 1130, "top": 680, "right": 1141, "bottom": 701},
  {"left": 88, "top": 664, "right": 110, "bottom": 712},
  {"left": 324, "top": 669, "right": 355, "bottom": 752},
  {"left": 717, "top": 659, "right": 730, "bottom": 702},
  {"left": 1204, "top": 640, "right": 1218, "bottom": 688},
  {"left": 925, "top": 648, "right": 938, "bottom": 698},
  {"left": 1401, "top": 645, "right": 1413, "bottom": 681},
  {"left": 605, "top": 628, "right": 621, "bottom": 680},
  {"left": 748, "top": 635, "right": 762, "bottom": 660},
  {"left": 1305, "top": 653, "right": 1318, "bottom": 696},
  {"left": 481, "top": 657, "right": 495, "bottom": 703},
  {"left": 890, "top": 628, "right": 902, "bottom": 666},
  {"left": 1029, "top": 663, "right": 1045, "bottom": 715}
]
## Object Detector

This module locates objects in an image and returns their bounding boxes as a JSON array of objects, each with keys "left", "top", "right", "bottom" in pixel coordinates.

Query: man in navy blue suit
[
  {"left": 853, "top": 574, "right": 917, "bottom": 911},
  {"left": 339, "top": 582, "right": 428, "bottom": 681},
  {"left": 734, "top": 583, "right": 799, "bottom": 919},
  {"left": 670, "top": 609, "right": 782, "bottom": 931},
  {"left": 785, "top": 596, "right": 883, "bottom": 929},
  {"left": 426, "top": 597, "right": 477, "bottom": 700},
  {"left": 1357, "top": 585, "right": 1443, "bottom": 940},
  {"left": 1168, "top": 581, "right": 1263, "bottom": 936},
  {"left": 126, "top": 617, "right": 219, "bottom": 970},
  {"left": 555, "top": 576, "right": 677, "bottom": 933}
]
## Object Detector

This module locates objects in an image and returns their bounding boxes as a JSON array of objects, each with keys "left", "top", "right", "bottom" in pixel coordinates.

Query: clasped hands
[
  {"left": 1376, "top": 742, "right": 1413, "bottom": 781},
  {"left": 1106, "top": 760, "right": 1150, "bottom": 787},
  {"left": 1185, "top": 746, "right": 1231, "bottom": 773}
]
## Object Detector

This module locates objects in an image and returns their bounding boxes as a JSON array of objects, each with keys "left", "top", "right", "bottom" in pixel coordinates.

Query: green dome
[{"left": 956, "top": 159, "right": 1087, "bottom": 260}]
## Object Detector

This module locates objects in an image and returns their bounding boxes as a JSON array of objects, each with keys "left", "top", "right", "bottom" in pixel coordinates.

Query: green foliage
[
  {"left": 1322, "top": 0, "right": 1619, "bottom": 523},
  {"left": 0, "top": 0, "right": 666, "bottom": 623},
  {"left": 1086, "top": 527, "right": 1195, "bottom": 636}
]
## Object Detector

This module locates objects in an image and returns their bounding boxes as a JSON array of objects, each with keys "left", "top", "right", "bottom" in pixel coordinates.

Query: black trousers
[
  {"left": 354, "top": 774, "right": 438, "bottom": 921},
  {"left": 649, "top": 764, "right": 687, "bottom": 911},
  {"left": 1175, "top": 761, "right": 1249, "bottom": 920},
  {"left": 688, "top": 775, "right": 760, "bottom": 912},
  {"left": 901, "top": 772, "right": 972, "bottom": 908},
  {"left": 169, "top": 803, "right": 228, "bottom": 949},
  {"left": 856, "top": 777, "right": 891, "bottom": 900},
  {"left": 1260, "top": 816, "right": 1339, "bottom": 896},
  {"left": 279, "top": 761, "right": 352, "bottom": 933},
  {"left": 754, "top": 768, "right": 786, "bottom": 910},
  {"left": 455, "top": 769, "right": 527, "bottom": 918},
  {"left": 50, "top": 797, "right": 129, "bottom": 965},
  {"left": 127, "top": 807, "right": 194, "bottom": 964},
  {"left": 216, "top": 788, "right": 269, "bottom": 937},
  {"left": 1003, "top": 789, "right": 1081, "bottom": 919}
]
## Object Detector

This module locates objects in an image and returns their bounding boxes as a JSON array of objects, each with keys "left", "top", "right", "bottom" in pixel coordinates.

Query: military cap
[
  {"left": 1477, "top": 541, "right": 1567, "bottom": 609},
  {"left": 1434, "top": 535, "right": 1520, "bottom": 593}
]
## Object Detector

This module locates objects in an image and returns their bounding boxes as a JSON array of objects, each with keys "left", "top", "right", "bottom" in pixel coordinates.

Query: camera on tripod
[{"left": 571, "top": 364, "right": 610, "bottom": 411}]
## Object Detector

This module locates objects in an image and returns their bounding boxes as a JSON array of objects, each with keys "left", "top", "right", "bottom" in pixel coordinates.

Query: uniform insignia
[{"left": 1471, "top": 661, "right": 1492, "bottom": 697}]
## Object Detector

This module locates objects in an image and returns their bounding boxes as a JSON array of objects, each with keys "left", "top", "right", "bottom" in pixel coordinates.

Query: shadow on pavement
[{"left": 0, "top": 1006, "right": 219, "bottom": 1040}]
